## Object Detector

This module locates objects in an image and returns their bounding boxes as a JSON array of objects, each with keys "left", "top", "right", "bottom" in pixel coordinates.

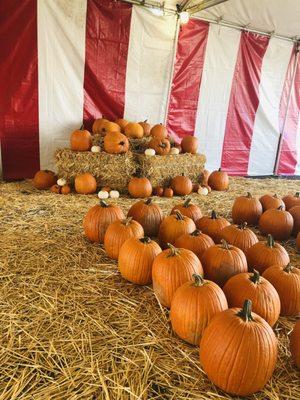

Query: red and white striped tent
[{"left": 1, "top": 0, "right": 300, "bottom": 180}]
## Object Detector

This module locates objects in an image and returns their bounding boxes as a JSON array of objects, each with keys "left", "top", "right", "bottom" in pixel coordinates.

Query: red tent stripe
[
  {"left": 221, "top": 32, "right": 269, "bottom": 175},
  {"left": 83, "top": 0, "right": 132, "bottom": 131},
  {"left": 0, "top": 0, "right": 39, "bottom": 180},
  {"left": 166, "top": 20, "right": 209, "bottom": 143}
]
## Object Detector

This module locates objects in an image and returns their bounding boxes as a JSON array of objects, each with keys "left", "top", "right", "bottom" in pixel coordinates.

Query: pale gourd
[
  {"left": 170, "top": 147, "right": 180, "bottom": 155},
  {"left": 98, "top": 190, "right": 109, "bottom": 199},
  {"left": 57, "top": 178, "right": 67, "bottom": 187},
  {"left": 110, "top": 190, "right": 120, "bottom": 199},
  {"left": 145, "top": 148, "right": 156, "bottom": 156},
  {"left": 91, "top": 145, "right": 101, "bottom": 153},
  {"left": 198, "top": 186, "right": 209, "bottom": 196}
]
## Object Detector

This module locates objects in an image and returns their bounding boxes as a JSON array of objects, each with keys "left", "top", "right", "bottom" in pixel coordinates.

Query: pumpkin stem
[
  {"left": 80, "top": 124, "right": 84, "bottom": 130},
  {"left": 239, "top": 222, "right": 248, "bottom": 230},
  {"left": 139, "top": 236, "right": 151, "bottom": 244},
  {"left": 143, "top": 119, "right": 147, "bottom": 123},
  {"left": 159, "top": 143, "right": 167, "bottom": 148},
  {"left": 237, "top": 299, "right": 254, "bottom": 322},
  {"left": 283, "top": 264, "right": 293, "bottom": 273},
  {"left": 174, "top": 211, "right": 185, "bottom": 221},
  {"left": 266, "top": 234, "right": 275, "bottom": 248},
  {"left": 218, "top": 168, "right": 221, "bottom": 171},
  {"left": 296, "top": 192, "right": 300, "bottom": 198},
  {"left": 119, "top": 141, "right": 125, "bottom": 145},
  {"left": 220, "top": 239, "right": 230, "bottom": 250},
  {"left": 250, "top": 269, "right": 261, "bottom": 284},
  {"left": 122, "top": 217, "right": 133, "bottom": 226},
  {"left": 191, "top": 229, "right": 201, "bottom": 236},
  {"left": 145, "top": 198, "right": 152, "bottom": 205},
  {"left": 193, "top": 274, "right": 204, "bottom": 286},
  {"left": 183, "top": 197, "right": 192, "bottom": 207},
  {"left": 274, "top": 193, "right": 278, "bottom": 198},
  {"left": 167, "top": 243, "right": 180, "bottom": 257},
  {"left": 99, "top": 200, "right": 109, "bottom": 208},
  {"left": 277, "top": 205, "right": 284, "bottom": 211},
  {"left": 211, "top": 210, "right": 218, "bottom": 219},
  {"left": 246, "top": 192, "right": 252, "bottom": 198}
]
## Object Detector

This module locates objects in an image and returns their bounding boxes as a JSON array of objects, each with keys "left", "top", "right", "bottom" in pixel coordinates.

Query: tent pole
[{"left": 273, "top": 43, "right": 300, "bottom": 175}]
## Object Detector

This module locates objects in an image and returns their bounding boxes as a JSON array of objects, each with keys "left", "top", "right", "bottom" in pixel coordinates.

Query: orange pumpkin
[
  {"left": 50, "top": 184, "right": 61, "bottom": 194},
  {"left": 61, "top": 184, "right": 71, "bottom": 195},
  {"left": 200, "top": 300, "right": 278, "bottom": 396},
  {"left": 127, "top": 198, "right": 163, "bottom": 237},
  {"left": 232, "top": 192, "right": 263, "bottom": 226},
  {"left": 201, "top": 240, "right": 248, "bottom": 287},
  {"left": 223, "top": 270, "right": 280, "bottom": 326},
  {"left": 246, "top": 234, "right": 290, "bottom": 274},
  {"left": 104, "top": 217, "right": 144, "bottom": 260},
  {"left": 103, "top": 131, "right": 129, "bottom": 154},
  {"left": 208, "top": 168, "right": 229, "bottom": 191},
  {"left": 149, "top": 137, "right": 170, "bottom": 155},
  {"left": 102, "top": 121, "right": 121, "bottom": 135},
  {"left": 171, "top": 175, "right": 193, "bottom": 196},
  {"left": 150, "top": 123, "right": 168, "bottom": 139},
  {"left": 175, "top": 230, "right": 214, "bottom": 262},
  {"left": 124, "top": 122, "right": 144, "bottom": 139},
  {"left": 152, "top": 244, "right": 203, "bottom": 308},
  {"left": 138, "top": 120, "right": 151, "bottom": 137},
  {"left": 163, "top": 188, "right": 173, "bottom": 197},
  {"left": 158, "top": 211, "right": 196, "bottom": 249},
  {"left": 83, "top": 200, "right": 124, "bottom": 243},
  {"left": 262, "top": 264, "right": 300, "bottom": 316},
  {"left": 118, "top": 237, "right": 162, "bottom": 285},
  {"left": 290, "top": 320, "right": 300, "bottom": 368},
  {"left": 181, "top": 136, "right": 198, "bottom": 154},
  {"left": 33, "top": 170, "right": 57, "bottom": 190},
  {"left": 220, "top": 222, "right": 258, "bottom": 253},
  {"left": 170, "top": 274, "right": 228, "bottom": 345},
  {"left": 289, "top": 205, "right": 300, "bottom": 236},
  {"left": 128, "top": 177, "right": 152, "bottom": 198},
  {"left": 171, "top": 197, "right": 202, "bottom": 222},
  {"left": 283, "top": 192, "right": 300, "bottom": 210},
  {"left": 115, "top": 118, "right": 129, "bottom": 132},
  {"left": 92, "top": 117, "right": 109, "bottom": 135},
  {"left": 259, "top": 193, "right": 285, "bottom": 211},
  {"left": 70, "top": 125, "right": 92, "bottom": 151},
  {"left": 153, "top": 186, "right": 164, "bottom": 197},
  {"left": 196, "top": 210, "right": 230, "bottom": 243},
  {"left": 259, "top": 206, "right": 293, "bottom": 240},
  {"left": 75, "top": 173, "right": 97, "bottom": 194}
]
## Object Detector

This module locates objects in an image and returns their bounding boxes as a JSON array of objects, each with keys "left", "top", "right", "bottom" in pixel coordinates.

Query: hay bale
[
  {"left": 135, "top": 153, "right": 206, "bottom": 187},
  {"left": 55, "top": 148, "right": 136, "bottom": 192},
  {"left": 91, "top": 135, "right": 150, "bottom": 152}
]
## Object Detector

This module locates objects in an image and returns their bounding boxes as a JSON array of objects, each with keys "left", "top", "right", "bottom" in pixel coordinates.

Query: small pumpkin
[
  {"left": 127, "top": 198, "right": 163, "bottom": 237},
  {"left": 153, "top": 186, "right": 164, "bottom": 197},
  {"left": 246, "top": 234, "right": 290, "bottom": 274},
  {"left": 124, "top": 122, "right": 144, "bottom": 138},
  {"left": 98, "top": 190, "right": 109, "bottom": 199},
  {"left": 175, "top": 229, "right": 214, "bottom": 262},
  {"left": 192, "top": 183, "right": 200, "bottom": 192},
  {"left": 232, "top": 192, "right": 262, "bottom": 226},
  {"left": 288, "top": 205, "right": 300, "bottom": 236},
  {"left": 181, "top": 136, "right": 198, "bottom": 154},
  {"left": 171, "top": 197, "right": 202, "bottom": 222},
  {"left": 70, "top": 125, "right": 92, "bottom": 151},
  {"left": 170, "top": 274, "right": 228, "bottom": 345},
  {"left": 92, "top": 117, "right": 109, "bottom": 135},
  {"left": 201, "top": 240, "right": 248, "bottom": 287},
  {"left": 262, "top": 264, "right": 300, "bottom": 316},
  {"left": 128, "top": 177, "right": 152, "bottom": 198},
  {"left": 196, "top": 210, "right": 230, "bottom": 243},
  {"left": 101, "top": 186, "right": 111, "bottom": 192},
  {"left": 259, "top": 193, "right": 285, "bottom": 211},
  {"left": 75, "top": 173, "right": 97, "bottom": 194},
  {"left": 149, "top": 137, "right": 170, "bottom": 155},
  {"left": 170, "top": 147, "right": 180, "bottom": 155},
  {"left": 61, "top": 184, "right": 71, "bottom": 195},
  {"left": 83, "top": 200, "right": 124, "bottom": 243},
  {"left": 152, "top": 244, "right": 203, "bottom": 308},
  {"left": 208, "top": 168, "right": 229, "bottom": 191},
  {"left": 223, "top": 270, "right": 280, "bottom": 326},
  {"left": 103, "top": 131, "right": 129, "bottom": 154},
  {"left": 33, "top": 170, "right": 57, "bottom": 190},
  {"left": 115, "top": 118, "right": 129, "bottom": 132},
  {"left": 200, "top": 300, "right": 278, "bottom": 396},
  {"left": 144, "top": 148, "right": 155, "bottom": 156},
  {"left": 91, "top": 145, "right": 101, "bottom": 153},
  {"left": 150, "top": 123, "right": 168, "bottom": 139},
  {"left": 138, "top": 120, "right": 151, "bottom": 137},
  {"left": 290, "top": 320, "right": 300, "bottom": 368},
  {"left": 50, "top": 184, "right": 61, "bottom": 194},
  {"left": 104, "top": 217, "right": 144, "bottom": 260},
  {"left": 220, "top": 222, "right": 258, "bottom": 253},
  {"left": 102, "top": 121, "right": 121, "bottom": 135},
  {"left": 171, "top": 174, "right": 193, "bottom": 196},
  {"left": 158, "top": 211, "right": 196, "bottom": 249},
  {"left": 283, "top": 192, "right": 300, "bottom": 210},
  {"left": 259, "top": 206, "right": 293, "bottom": 240},
  {"left": 118, "top": 237, "right": 162, "bottom": 285},
  {"left": 163, "top": 188, "right": 173, "bottom": 197}
]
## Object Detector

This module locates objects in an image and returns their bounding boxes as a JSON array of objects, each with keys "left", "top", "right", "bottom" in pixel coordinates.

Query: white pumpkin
[
  {"left": 145, "top": 148, "right": 156, "bottom": 156},
  {"left": 198, "top": 186, "right": 209, "bottom": 196},
  {"left": 57, "top": 178, "right": 67, "bottom": 186},
  {"left": 110, "top": 190, "right": 120, "bottom": 199},
  {"left": 91, "top": 145, "right": 101, "bottom": 153},
  {"left": 170, "top": 147, "right": 180, "bottom": 155},
  {"left": 98, "top": 190, "right": 109, "bottom": 199}
]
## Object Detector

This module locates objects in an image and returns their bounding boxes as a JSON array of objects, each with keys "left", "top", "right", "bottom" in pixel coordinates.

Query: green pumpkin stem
[
  {"left": 174, "top": 211, "right": 185, "bottom": 221},
  {"left": 266, "top": 234, "right": 275, "bottom": 248},
  {"left": 295, "top": 192, "right": 300, "bottom": 198},
  {"left": 283, "top": 264, "right": 293, "bottom": 273},
  {"left": 139, "top": 237, "right": 151, "bottom": 244},
  {"left": 100, "top": 200, "right": 109, "bottom": 207},
  {"left": 237, "top": 299, "right": 254, "bottom": 322},
  {"left": 193, "top": 274, "right": 204, "bottom": 286},
  {"left": 277, "top": 205, "right": 284, "bottom": 211},
  {"left": 183, "top": 197, "right": 192, "bottom": 207},
  {"left": 191, "top": 229, "right": 201, "bottom": 236},
  {"left": 167, "top": 243, "right": 180, "bottom": 257},
  {"left": 239, "top": 222, "right": 248, "bottom": 230},
  {"left": 211, "top": 210, "right": 218, "bottom": 219},
  {"left": 145, "top": 198, "right": 152, "bottom": 205},
  {"left": 274, "top": 193, "right": 278, "bottom": 198},
  {"left": 143, "top": 119, "right": 148, "bottom": 123},
  {"left": 250, "top": 269, "right": 261, "bottom": 284},
  {"left": 246, "top": 192, "right": 252, "bottom": 198},
  {"left": 80, "top": 124, "right": 84, "bottom": 130},
  {"left": 220, "top": 239, "right": 229, "bottom": 250}
]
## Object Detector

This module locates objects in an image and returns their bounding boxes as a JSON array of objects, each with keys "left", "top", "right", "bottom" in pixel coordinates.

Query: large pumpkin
[
  {"left": 288, "top": 205, "right": 300, "bottom": 236},
  {"left": 74, "top": 173, "right": 97, "bottom": 194},
  {"left": 232, "top": 192, "right": 262, "bottom": 226},
  {"left": 201, "top": 240, "right": 248, "bottom": 287},
  {"left": 138, "top": 120, "right": 151, "bottom": 137},
  {"left": 158, "top": 211, "right": 196, "bottom": 249},
  {"left": 170, "top": 274, "right": 228, "bottom": 345},
  {"left": 171, "top": 197, "right": 202, "bottom": 222},
  {"left": 259, "top": 206, "right": 293, "bottom": 240},
  {"left": 171, "top": 175, "right": 193, "bottom": 196},
  {"left": 149, "top": 137, "right": 170, "bottom": 155},
  {"left": 115, "top": 118, "right": 129, "bottom": 132},
  {"left": 128, "top": 177, "right": 152, "bottom": 198},
  {"left": 92, "top": 118, "right": 109, "bottom": 135},
  {"left": 196, "top": 210, "right": 230, "bottom": 243},
  {"left": 262, "top": 264, "right": 300, "bottom": 316},
  {"left": 127, "top": 198, "right": 163, "bottom": 237},
  {"left": 290, "top": 320, "right": 300, "bottom": 368},
  {"left": 118, "top": 237, "right": 161, "bottom": 285},
  {"left": 150, "top": 123, "right": 168, "bottom": 139},
  {"left": 152, "top": 244, "right": 203, "bottom": 308},
  {"left": 220, "top": 222, "right": 258, "bottom": 253},
  {"left": 200, "top": 300, "right": 278, "bottom": 396},
  {"left": 175, "top": 230, "right": 214, "bottom": 262},
  {"left": 246, "top": 234, "right": 290, "bottom": 274},
  {"left": 70, "top": 125, "right": 92, "bottom": 151},
  {"left": 103, "top": 131, "right": 129, "bottom": 154},
  {"left": 223, "top": 270, "right": 280, "bottom": 326},
  {"left": 104, "top": 217, "right": 144, "bottom": 260},
  {"left": 283, "top": 192, "right": 300, "bottom": 210},
  {"left": 83, "top": 200, "right": 124, "bottom": 243},
  {"left": 33, "top": 170, "right": 57, "bottom": 190},
  {"left": 124, "top": 122, "right": 144, "bottom": 139},
  {"left": 259, "top": 193, "right": 285, "bottom": 211},
  {"left": 208, "top": 168, "right": 228, "bottom": 191},
  {"left": 181, "top": 136, "right": 198, "bottom": 154}
]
